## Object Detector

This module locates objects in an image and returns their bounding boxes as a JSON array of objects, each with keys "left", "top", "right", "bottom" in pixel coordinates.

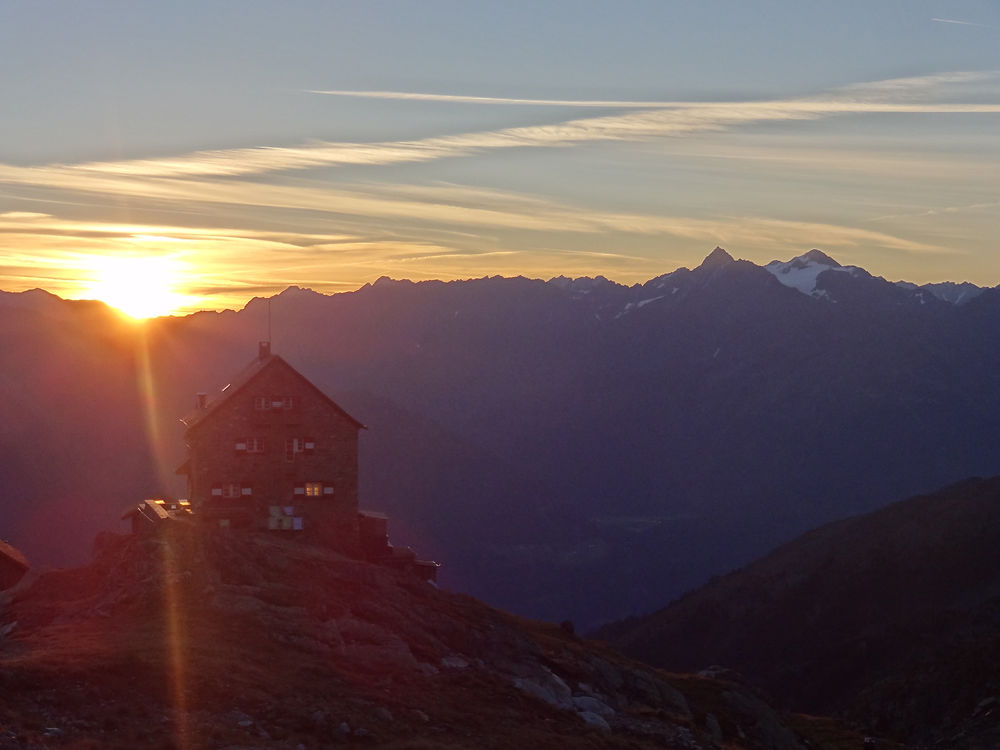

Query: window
[
  {"left": 256, "top": 395, "right": 295, "bottom": 410},
  {"left": 295, "top": 482, "right": 334, "bottom": 497},
  {"left": 235, "top": 437, "right": 265, "bottom": 453},
  {"left": 285, "top": 437, "right": 315, "bottom": 461},
  {"left": 214, "top": 483, "right": 252, "bottom": 498}
]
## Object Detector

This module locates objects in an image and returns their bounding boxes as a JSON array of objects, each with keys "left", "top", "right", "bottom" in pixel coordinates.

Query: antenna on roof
[{"left": 259, "top": 297, "right": 273, "bottom": 360}]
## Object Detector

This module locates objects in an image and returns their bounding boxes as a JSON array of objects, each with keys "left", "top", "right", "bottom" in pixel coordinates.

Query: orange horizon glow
[{"left": 83, "top": 252, "right": 194, "bottom": 319}]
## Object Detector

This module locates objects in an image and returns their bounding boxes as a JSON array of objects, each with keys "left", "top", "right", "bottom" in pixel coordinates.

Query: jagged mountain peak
[
  {"left": 547, "top": 274, "right": 620, "bottom": 296},
  {"left": 895, "top": 279, "right": 987, "bottom": 306},
  {"left": 797, "top": 248, "right": 841, "bottom": 267},
  {"left": 698, "top": 246, "right": 736, "bottom": 269}
]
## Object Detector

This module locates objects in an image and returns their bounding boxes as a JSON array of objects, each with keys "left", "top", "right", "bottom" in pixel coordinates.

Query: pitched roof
[
  {"left": 0, "top": 539, "right": 29, "bottom": 571},
  {"left": 180, "top": 353, "right": 365, "bottom": 433}
]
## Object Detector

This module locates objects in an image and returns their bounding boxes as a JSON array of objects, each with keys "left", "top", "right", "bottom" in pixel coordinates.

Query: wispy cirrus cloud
[
  {"left": 931, "top": 17, "right": 996, "bottom": 29},
  {"left": 2, "top": 71, "right": 994, "bottom": 185},
  {"left": 0, "top": 70, "right": 994, "bottom": 304},
  {"left": 0, "top": 177, "right": 945, "bottom": 255},
  {"left": 306, "top": 89, "right": 699, "bottom": 107}
]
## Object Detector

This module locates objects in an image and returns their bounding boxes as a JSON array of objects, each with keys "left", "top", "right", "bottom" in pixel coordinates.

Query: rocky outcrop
[{"left": 0, "top": 522, "right": 858, "bottom": 749}]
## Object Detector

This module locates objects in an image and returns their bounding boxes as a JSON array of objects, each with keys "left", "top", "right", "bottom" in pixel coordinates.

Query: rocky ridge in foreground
[{"left": 0, "top": 523, "right": 873, "bottom": 749}]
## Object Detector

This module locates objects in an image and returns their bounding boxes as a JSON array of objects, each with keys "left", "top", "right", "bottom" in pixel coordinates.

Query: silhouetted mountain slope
[
  {"left": 1, "top": 248, "right": 999, "bottom": 627},
  {"left": 599, "top": 476, "right": 1000, "bottom": 747},
  {"left": 0, "top": 524, "right": 869, "bottom": 749}
]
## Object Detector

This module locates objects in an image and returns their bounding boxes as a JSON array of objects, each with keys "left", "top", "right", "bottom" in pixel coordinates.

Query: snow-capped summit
[
  {"left": 764, "top": 249, "right": 857, "bottom": 297},
  {"left": 795, "top": 248, "right": 841, "bottom": 268}
]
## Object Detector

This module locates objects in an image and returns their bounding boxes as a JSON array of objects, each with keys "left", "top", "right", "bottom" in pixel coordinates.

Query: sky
[{"left": 1, "top": 1, "right": 998, "bottom": 315}]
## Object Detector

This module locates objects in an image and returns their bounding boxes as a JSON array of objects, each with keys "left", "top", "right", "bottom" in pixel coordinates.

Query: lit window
[{"left": 295, "top": 482, "right": 334, "bottom": 497}]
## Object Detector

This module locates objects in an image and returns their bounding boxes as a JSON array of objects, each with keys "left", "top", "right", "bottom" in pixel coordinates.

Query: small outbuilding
[
  {"left": 121, "top": 498, "right": 192, "bottom": 533},
  {"left": 0, "top": 539, "right": 30, "bottom": 591}
]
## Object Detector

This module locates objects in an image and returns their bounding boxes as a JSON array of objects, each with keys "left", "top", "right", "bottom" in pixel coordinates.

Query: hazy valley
[{"left": 3, "top": 247, "right": 1000, "bottom": 631}]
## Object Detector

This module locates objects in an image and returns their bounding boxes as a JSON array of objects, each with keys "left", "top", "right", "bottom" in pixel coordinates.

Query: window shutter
[
  {"left": 241, "top": 486, "right": 252, "bottom": 496},
  {"left": 211, "top": 484, "right": 222, "bottom": 497},
  {"left": 323, "top": 485, "right": 334, "bottom": 495},
  {"left": 293, "top": 484, "right": 305, "bottom": 496},
  {"left": 304, "top": 439, "right": 315, "bottom": 452},
  {"left": 235, "top": 441, "right": 247, "bottom": 452}
]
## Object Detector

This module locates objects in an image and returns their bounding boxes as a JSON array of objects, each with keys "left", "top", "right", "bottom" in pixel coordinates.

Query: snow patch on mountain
[
  {"left": 637, "top": 295, "right": 665, "bottom": 309},
  {"left": 764, "top": 250, "right": 859, "bottom": 298},
  {"left": 895, "top": 280, "right": 985, "bottom": 305}
]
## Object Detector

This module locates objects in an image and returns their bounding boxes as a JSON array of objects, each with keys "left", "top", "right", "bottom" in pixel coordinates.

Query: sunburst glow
[{"left": 85, "top": 253, "right": 190, "bottom": 318}]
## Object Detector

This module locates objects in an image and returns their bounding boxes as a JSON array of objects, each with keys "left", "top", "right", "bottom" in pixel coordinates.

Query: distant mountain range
[
  {"left": 597, "top": 475, "right": 1000, "bottom": 748},
  {"left": 2, "top": 248, "right": 999, "bottom": 628}
]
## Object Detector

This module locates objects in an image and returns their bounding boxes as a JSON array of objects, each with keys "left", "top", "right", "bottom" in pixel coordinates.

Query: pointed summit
[
  {"left": 699, "top": 246, "right": 735, "bottom": 269},
  {"left": 764, "top": 248, "right": 852, "bottom": 297},
  {"left": 799, "top": 249, "right": 841, "bottom": 268}
]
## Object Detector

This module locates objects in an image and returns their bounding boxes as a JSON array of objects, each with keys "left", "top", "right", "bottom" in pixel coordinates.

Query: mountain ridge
[{"left": 2, "top": 247, "right": 1000, "bottom": 628}]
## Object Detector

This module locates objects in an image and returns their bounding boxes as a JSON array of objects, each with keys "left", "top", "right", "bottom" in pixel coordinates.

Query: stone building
[{"left": 177, "top": 342, "right": 364, "bottom": 551}]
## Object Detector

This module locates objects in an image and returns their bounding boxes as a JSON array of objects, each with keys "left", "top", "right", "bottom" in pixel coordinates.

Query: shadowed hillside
[{"left": 599, "top": 476, "right": 1000, "bottom": 747}]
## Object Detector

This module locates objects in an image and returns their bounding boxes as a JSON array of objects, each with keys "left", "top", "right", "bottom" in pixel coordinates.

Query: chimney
[
  {"left": 196, "top": 392, "right": 207, "bottom": 410},
  {"left": 258, "top": 340, "right": 271, "bottom": 360}
]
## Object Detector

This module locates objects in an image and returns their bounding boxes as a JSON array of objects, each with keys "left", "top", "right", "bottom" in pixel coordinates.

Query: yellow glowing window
[{"left": 304, "top": 482, "right": 323, "bottom": 496}]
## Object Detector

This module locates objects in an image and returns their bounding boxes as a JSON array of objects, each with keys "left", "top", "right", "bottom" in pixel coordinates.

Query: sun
[{"left": 86, "top": 253, "right": 189, "bottom": 319}]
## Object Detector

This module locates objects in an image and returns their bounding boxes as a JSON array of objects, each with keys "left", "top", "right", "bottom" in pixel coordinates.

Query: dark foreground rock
[{"left": 0, "top": 523, "right": 870, "bottom": 749}]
